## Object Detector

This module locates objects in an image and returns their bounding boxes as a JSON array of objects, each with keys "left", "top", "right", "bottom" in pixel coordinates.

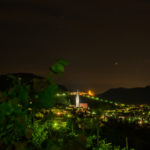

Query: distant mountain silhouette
[
  {"left": 98, "top": 86, "right": 150, "bottom": 105},
  {"left": 0, "top": 73, "right": 68, "bottom": 91}
]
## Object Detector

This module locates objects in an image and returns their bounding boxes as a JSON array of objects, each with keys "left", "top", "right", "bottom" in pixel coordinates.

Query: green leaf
[
  {"left": 57, "top": 58, "right": 69, "bottom": 66},
  {"left": 50, "top": 59, "right": 69, "bottom": 74},
  {"left": 37, "top": 84, "right": 58, "bottom": 108},
  {"left": 51, "top": 63, "right": 65, "bottom": 73}
]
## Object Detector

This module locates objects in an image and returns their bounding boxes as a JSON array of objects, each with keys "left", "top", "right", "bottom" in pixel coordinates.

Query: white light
[{"left": 76, "top": 90, "right": 80, "bottom": 107}]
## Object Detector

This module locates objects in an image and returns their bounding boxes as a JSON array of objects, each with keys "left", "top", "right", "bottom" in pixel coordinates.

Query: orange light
[
  {"left": 88, "top": 90, "right": 94, "bottom": 96},
  {"left": 56, "top": 112, "right": 62, "bottom": 116}
]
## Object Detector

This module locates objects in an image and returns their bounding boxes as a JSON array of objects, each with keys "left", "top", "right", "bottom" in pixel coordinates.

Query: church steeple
[{"left": 76, "top": 90, "right": 80, "bottom": 107}]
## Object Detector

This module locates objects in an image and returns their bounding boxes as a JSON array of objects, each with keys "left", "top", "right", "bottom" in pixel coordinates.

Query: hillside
[
  {"left": 98, "top": 86, "right": 150, "bottom": 105},
  {"left": 0, "top": 73, "right": 68, "bottom": 92}
]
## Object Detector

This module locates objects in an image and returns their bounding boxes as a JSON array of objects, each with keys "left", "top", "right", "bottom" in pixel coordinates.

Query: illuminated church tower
[{"left": 76, "top": 90, "right": 80, "bottom": 107}]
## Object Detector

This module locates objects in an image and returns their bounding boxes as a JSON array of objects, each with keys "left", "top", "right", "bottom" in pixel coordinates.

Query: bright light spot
[
  {"left": 62, "top": 93, "right": 66, "bottom": 96},
  {"left": 52, "top": 122, "right": 59, "bottom": 129},
  {"left": 67, "top": 114, "right": 72, "bottom": 118},
  {"left": 56, "top": 93, "right": 60, "bottom": 96},
  {"left": 88, "top": 90, "right": 94, "bottom": 96},
  {"left": 138, "top": 120, "right": 143, "bottom": 125},
  {"left": 95, "top": 97, "right": 99, "bottom": 100},
  {"left": 92, "top": 111, "right": 96, "bottom": 115},
  {"left": 56, "top": 112, "right": 62, "bottom": 116},
  {"left": 52, "top": 120, "right": 67, "bottom": 130},
  {"left": 28, "top": 108, "right": 32, "bottom": 111}
]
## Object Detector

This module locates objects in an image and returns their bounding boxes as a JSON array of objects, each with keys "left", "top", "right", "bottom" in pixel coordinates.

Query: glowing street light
[{"left": 88, "top": 90, "right": 94, "bottom": 96}]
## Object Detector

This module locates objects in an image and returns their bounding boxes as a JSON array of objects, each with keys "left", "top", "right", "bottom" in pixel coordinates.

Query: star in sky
[{"left": 114, "top": 61, "right": 119, "bottom": 66}]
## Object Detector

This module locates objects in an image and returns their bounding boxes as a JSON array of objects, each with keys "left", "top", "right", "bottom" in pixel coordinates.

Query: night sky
[{"left": 0, "top": 0, "right": 150, "bottom": 94}]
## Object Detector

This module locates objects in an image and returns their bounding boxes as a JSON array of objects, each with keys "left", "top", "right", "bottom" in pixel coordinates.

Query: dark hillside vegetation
[{"left": 98, "top": 86, "right": 150, "bottom": 105}]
